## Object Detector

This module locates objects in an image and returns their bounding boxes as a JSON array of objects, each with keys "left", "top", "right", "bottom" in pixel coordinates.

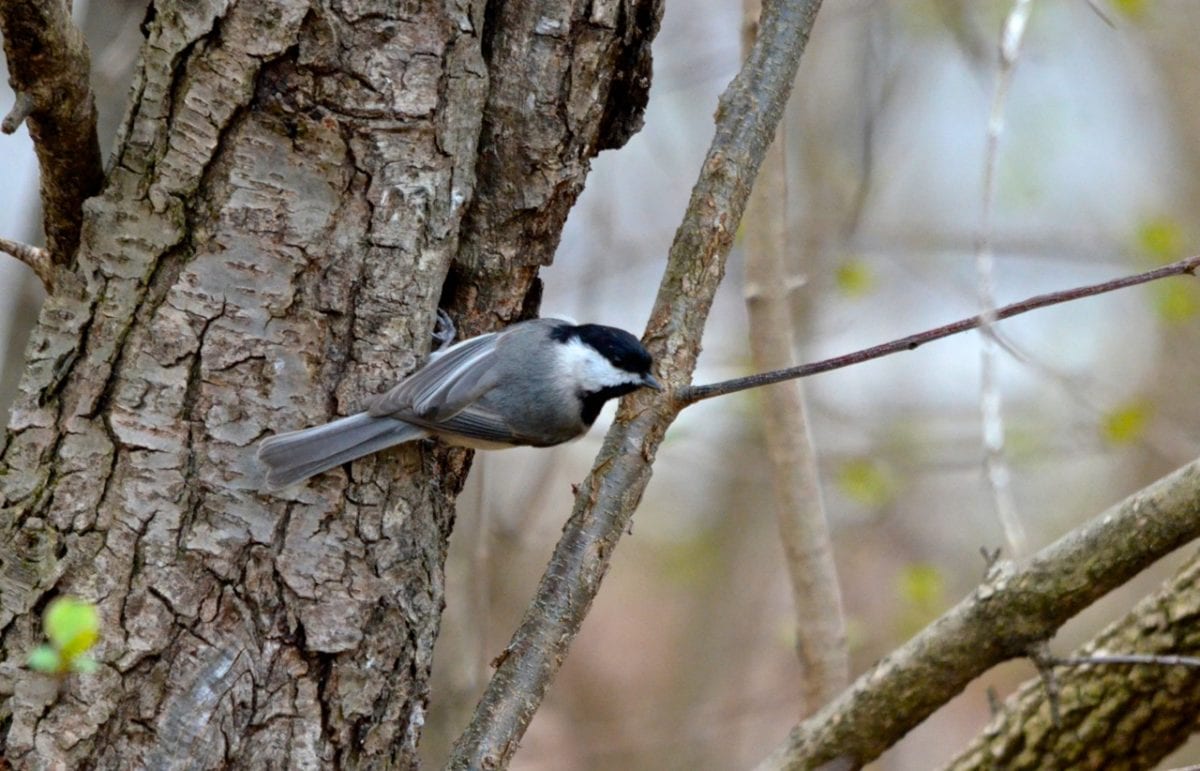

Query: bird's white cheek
[{"left": 556, "top": 338, "right": 647, "bottom": 393}]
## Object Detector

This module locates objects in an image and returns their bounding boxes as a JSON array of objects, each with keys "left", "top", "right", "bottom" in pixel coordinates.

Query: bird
[{"left": 256, "top": 314, "right": 661, "bottom": 489}]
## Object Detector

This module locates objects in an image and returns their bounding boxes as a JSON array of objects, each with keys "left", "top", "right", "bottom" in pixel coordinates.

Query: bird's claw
[{"left": 433, "top": 309, "right": 457, "bottom": 351}]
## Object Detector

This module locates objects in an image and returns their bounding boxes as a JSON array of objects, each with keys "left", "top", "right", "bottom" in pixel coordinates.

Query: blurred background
[{"left": 4, "top": 1, "right": 1200, "bottom": 769}]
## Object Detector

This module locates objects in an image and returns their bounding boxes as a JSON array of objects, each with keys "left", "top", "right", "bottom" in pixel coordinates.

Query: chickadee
[{"left": 257, "top": 316, "right": 662, "bottom": 489}]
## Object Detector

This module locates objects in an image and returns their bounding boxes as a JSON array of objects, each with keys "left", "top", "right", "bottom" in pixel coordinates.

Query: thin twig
[
  {"left": 986, "top": 686, "right": 1002, "bottom": 717},
  {"left": 2, "top": 91, "right": 33, "bottom": 133},
  {"left": 755, "top": 456, "right": 1200, "bottom": 769},
  {"left": 681, "top": 254, "right": 1200, "bottom": 404},
  {"left": 0, "top": 0, "right": 104, "bottom": 261},
  {"left": 0, "top": 236, "right": 55, "bottom": 292},
  {"left": 976, "top": 0, "right": 1036, "bottom": 556},
  {"left": 1083, "top": 0, "right": 1116, "bottom": 28},
  {"left": 444, "top": 1, "right": 827, "bottom": 768},
  {"left": 1027, "top": 640, "right": 1061, "bottom": 727},
  {"left": 1053, "top": 653, "right": 1200, "bottom": 668}
]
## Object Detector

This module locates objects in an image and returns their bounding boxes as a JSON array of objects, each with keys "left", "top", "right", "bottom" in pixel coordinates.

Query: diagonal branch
[
  {"left": 681, "top": 254, "right": 1200, "bottom": 404},
  {"left": 947, "top": 555, "right": 1200, "bottom": 770},
  {"left": 755, "top": 456, "right": 1200, "bottom": 770},
  {"left": 0, "top": 0, "right": 104, "bottom": 262},
  {"left": 444, "top": 0, "right": 827, "bottom": 767}
]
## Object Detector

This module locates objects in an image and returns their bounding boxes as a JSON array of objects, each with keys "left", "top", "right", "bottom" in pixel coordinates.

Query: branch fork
[{"left": 0, "top": 236, "right": 55, "bottom": 292}]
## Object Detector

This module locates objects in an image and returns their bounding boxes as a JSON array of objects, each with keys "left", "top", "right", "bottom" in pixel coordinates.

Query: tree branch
[
  {"left": 0, "top": 0, "right": 104, "bottom": 262},
  {"left": 444, "top": 0, "right": 827, "bottom": 767},
  {"left": 946, "top": 554, "right": 1200, "bottom": 770},
  {"left": 0, "top": 235, "right": 54, "bottom": 291},
  {"left": 755, "top": 457, "right": 1200, "bottom": 770},
  {"left": 1, "top": 90, "right": 32, "bottom": 132},
  {"left": 975, "top": 0, "right": 1037, "bottom": 557},
  {"left": 681, "top": 254, "right": 1200, "bottom": 404},
  {"left": 741, "top": 0, "right": 847, "bottom": 715}
]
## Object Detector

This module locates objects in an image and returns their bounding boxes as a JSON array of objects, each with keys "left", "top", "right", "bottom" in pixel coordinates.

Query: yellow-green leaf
[
  {"left": 837, "top": 459, "right": 897, "bottom": 508},
  {"left": 1154, "top": 282, "right": 1199, "bottom": 324},
  {"left": 900, "top": 563, "right": 945, "bottom": 609},
  {"left": 895, "top": 563, "right": 947, "bottom": 638},
  {"left": 1113, "top": 0, "right": 1150, "bottom": 20},
  {"left": 660, "top": 533, "right": 721, "bottom": 587},
  {"left": 44, "top": 597, "right": 100, "bottom": 661},
  {"left": 1135, "top": 216, "right": 1182, "bottom": 264},
  {"left": 1102, "top": 401, "right": 1152, "bottom": 446},
  {"left": 27, "top": 645, "right": 62, "bottom": 673},
  {"left": 835, "top": 259, "right": 875, "bottom": 298}
]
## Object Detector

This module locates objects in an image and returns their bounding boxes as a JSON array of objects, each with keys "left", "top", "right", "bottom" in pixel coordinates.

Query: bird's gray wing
[
  {"left": 431, "top": 406, "right": 526, "bottom": 445},
  {"left": 368, "top": 332, "right": 503, "bottom": 421}
]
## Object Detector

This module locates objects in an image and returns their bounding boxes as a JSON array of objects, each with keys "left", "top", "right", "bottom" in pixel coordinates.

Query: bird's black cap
[{"left": 553, "top": 323, "right": 653, "bottom": 376}]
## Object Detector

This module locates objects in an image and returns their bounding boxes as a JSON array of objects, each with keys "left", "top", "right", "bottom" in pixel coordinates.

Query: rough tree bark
[
  {"left": 0, "top": 1, "right": 659, "bottom": 767},
  {"left": 947, "top": 551, "right": 1200, "bottom": 770}
]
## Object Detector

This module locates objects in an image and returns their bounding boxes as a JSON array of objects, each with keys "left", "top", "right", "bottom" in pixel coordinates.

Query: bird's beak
[{"left": 642, "top": 374, "right": 663, "bottom": 391}]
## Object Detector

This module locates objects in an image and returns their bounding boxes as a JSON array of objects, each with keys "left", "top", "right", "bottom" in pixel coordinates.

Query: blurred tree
[{"left": 0, "top": 0, "right": 659, "bottom": 767}]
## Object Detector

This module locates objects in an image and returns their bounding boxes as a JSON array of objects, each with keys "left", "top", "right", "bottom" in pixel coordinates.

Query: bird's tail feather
[{"left": 257, "top": 412, "right": 427, "bottom": 489}]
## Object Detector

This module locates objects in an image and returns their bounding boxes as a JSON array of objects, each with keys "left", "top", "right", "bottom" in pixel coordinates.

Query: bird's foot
[{"left": 432, "top": 309, "right": 457, "bottom": 351}]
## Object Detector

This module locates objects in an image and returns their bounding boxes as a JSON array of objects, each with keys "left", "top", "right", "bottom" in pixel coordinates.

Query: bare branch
[
  {"left": 0, "top": 0, "right": 104, "bottom": 261},
  {"left": 1, "top": 90, "right": 32, "bottom": 133},
  {"left": 1027, "top": 640, "right": 1062, "bottom": 727},
  {"left": 741, "top": 0, "right": 847, "bottom": 715},
  {"left": 755, "top": 457, "right": 1200, "bottom": 769},
  {"left": 0, "top": 234, "right": 54, "bottom": 291},
  {"left": 444, "top": 0, "right": 827, "bottom": 767},
  {"left": 1083, "top": 0, "right": 1117, "bottom": 29},
  {"left": 1053, "top": 653, "right": 1200, "bottom": 669},
  {"left": 681, "top": 255, "right": 1200, "bottom": 404},
  {"left": 976, "top": 0, "right": 1037, "bottom": 556}
]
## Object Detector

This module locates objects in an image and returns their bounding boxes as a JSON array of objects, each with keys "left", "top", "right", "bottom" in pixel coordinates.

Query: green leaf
[
  {"left": 896, "top": 563, "right": 947, "bottom": 638},
  {"left": 1102, "top": 401, "right": 1152, "bottom": 446},
  {"left": 837, "top": 459, "right": 897, "bottom": 508},
  {"left": 1135, "top": 216, "right": 1183, "bottom": 264},
  {"left": 27, "top": 645, "right": 62, "bottom": 673},
  {"left": 1154, "top": 282, "right": 1199, "bottom": 324},
  {"left": 660, "top": 533, "right": 721, "bottom": 587},
  {"left": 1113, "top": 0, "right": 1150, "bottom": 20},
  {"left": 44, "top": 597, "right": 100, "bottom": 661},
  {"left": 900, "top": 564, "right": 944, "bottom": 608},
  {"left": 835, "top": 259, "right": 875, "bottom": 298}
]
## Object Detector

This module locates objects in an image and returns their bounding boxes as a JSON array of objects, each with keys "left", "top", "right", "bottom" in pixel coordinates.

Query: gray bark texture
[{"left": 0, "top": 1, "right": 660, "bottom": 768}]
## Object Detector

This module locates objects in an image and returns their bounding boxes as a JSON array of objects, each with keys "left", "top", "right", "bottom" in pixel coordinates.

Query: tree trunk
[{"left": 0, "top": 1, "right": 660, "bottom": 767}]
